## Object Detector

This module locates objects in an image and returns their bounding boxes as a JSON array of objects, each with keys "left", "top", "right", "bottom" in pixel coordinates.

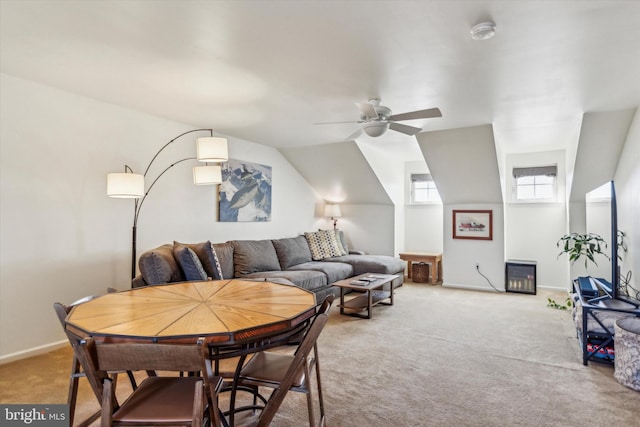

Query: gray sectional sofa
[{"left": 132, "top": 232, "right": 405, "bottom": 304}]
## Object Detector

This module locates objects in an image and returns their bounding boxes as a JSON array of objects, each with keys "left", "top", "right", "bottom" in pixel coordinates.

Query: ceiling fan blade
[
  {"left": 355, "top": 102, "right": 379, "bottom": 119},
  {"left": 389, "top": 122, "right": 422, "bottom": 136},
  {"left": 389, "top": 107, "right": 442, "bottom": 121},
  {"left": 312, "top": 120, "right": 360, "bottom": 125}
]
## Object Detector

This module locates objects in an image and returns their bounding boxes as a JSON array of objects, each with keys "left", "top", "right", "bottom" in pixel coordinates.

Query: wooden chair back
[
  {"left": 255, "top": 295, "right": 332, "bottom": 427},
  {"left": 54, "top": 300, "right": 106, "bottom": 427},
  {"left": 79, "top": 337, "right": 221, "bottom": 426}
]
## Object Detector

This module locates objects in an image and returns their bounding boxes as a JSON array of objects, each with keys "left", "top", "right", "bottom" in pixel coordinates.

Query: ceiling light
[
  {"left": 470, "top": 21, "right": 496, "bottom": 41},
  {"left": 363, "top": 121, "right": 389, "bottom": 137}
]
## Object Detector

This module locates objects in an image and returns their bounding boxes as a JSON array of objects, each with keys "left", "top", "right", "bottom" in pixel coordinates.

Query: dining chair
[
  {"left": 231, "top": 294, "right": 334, "bottom": 427},
  {"left": 54, "top": 297, "right": 138, "bottom": 427},
  {"left": 78, "top": 336, "right": 224, "bottom": 427}
]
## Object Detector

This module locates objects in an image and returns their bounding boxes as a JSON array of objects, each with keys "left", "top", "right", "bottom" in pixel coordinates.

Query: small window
[
  {"left": 411, "top": 173, "right": 441, "bottom": 204},
  {"left": 513, "top": 165, "right": 557, "bottom": 201}
]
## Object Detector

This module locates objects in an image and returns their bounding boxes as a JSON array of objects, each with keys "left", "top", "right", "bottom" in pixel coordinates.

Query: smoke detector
[{"left": 470, "top": 21, "right": 496, "bottom": 40}]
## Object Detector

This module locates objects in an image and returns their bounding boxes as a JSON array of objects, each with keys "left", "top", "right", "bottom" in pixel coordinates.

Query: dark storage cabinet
[{"left": 505, "top": 260, "right": 536, "bottom": 295}]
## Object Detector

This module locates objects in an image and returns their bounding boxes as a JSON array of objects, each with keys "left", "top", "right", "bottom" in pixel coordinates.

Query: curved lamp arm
[
  {"left": 143, "top": 128, "right": 212, "bottom": 177},
  {"left": 133, "top": 157, "right": 196, "bottom": 226},
  {"left": 118, "top": 128, "right": 215, "bottom": 280}
]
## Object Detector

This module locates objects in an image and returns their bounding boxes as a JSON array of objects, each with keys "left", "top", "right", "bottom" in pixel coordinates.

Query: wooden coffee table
[{"left": 333, "top": 273, "right": 398, "bottom": 319}]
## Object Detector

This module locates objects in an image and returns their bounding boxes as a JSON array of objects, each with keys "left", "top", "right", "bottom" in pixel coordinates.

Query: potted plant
[
  {"left": 556, "top": 232, "right": 609, "bottom": 268},
  {"left": 549, "top": 232, "right": 609, "bottom": 310}
]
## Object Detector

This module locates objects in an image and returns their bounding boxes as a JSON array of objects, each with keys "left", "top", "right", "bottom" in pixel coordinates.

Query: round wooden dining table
[{"left": 65, "top": 279, "right": 317, "bottom": 345}]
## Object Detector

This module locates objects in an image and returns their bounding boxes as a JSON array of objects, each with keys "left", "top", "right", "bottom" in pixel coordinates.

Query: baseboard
[
  {"left": 442, "top": 283, "right": 505, "bottom": 293},
  {"left": 0, "top": 340, "right": 68, "bottom": 365}
]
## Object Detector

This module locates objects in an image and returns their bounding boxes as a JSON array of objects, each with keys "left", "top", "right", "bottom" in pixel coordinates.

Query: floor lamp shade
[
  {"left": 193, "top": 165, "right": 222, "bottom": 185},
  {"left": 107, "top": 173, "right": 144, "bottom": 198},
  {"left": 197, "top": 137, "right": 228, "bottom": 162},
  {"left": 324, "top": 204, "right": 342, "bottom": 218}
]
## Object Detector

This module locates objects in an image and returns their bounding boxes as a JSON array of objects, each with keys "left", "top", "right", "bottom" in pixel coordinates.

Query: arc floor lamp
[{"left": 107, "top": 128, "right": 228, "bottom": 279}]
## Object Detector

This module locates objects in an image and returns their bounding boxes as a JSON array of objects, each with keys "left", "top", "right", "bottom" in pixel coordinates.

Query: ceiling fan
[{"left": 314, "top": 98, "right": 442, "bottom": 138}]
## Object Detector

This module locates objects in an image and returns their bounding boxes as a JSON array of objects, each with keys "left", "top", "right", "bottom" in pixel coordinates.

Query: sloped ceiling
[
  {"left": 570, "top": 108, "right": 636, "bottom": 202},
  {"left": 416, "top": 125, "right": 502, "bottom": 204},
  {"left": 279, "top": 141, "right": 392, "bottom": 205}
]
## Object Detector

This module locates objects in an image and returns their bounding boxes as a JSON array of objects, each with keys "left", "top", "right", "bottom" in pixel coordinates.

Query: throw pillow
[
  {"left": 334, "top": 229, "right": 348, "bottom": 256},
  {"left": 174, "top": 241, "right": 220, "bottom": 279},
  {"left": 304, "top": 230, "right": 344, "bottom": 260},
  {"left": 209, "top": 243, "right": 224, "bottom": 280},
  {"left": 173, "top": 246, "right": 208, "bottom": 281}
]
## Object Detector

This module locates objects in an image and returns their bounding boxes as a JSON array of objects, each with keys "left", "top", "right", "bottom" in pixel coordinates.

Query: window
[
  {"left": 512, "top": 165, "right": 557, "bottom": 201},
  {"left": 410, "top": 173, "right": 441, "bottom": 204}
]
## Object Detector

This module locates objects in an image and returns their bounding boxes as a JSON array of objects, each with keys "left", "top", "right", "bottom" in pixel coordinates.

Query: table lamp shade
[
  {"left": 324, "top": 204, "right": 342, "bottom": 218},
  {"left": 107, "top": 173, "right": 144, "bottom": 198},
  {"left": 193, "top": 165, "right": 222, "bottom": 185},
  {"left": 197, "top": 137, "right": 228, "bottom": 162}
]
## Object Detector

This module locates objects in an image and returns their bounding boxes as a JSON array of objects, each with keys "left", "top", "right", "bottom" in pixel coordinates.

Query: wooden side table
[{"left": 399, "top": 252, "right": 443, "bottom": 284}]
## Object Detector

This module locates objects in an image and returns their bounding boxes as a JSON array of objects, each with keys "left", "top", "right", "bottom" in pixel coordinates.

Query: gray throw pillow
[
  {"left": 174, "top": 241, "right": 221, "bottom": 279},
  {"left": 173, "top": 246, "right": 208, "bottom": 281},
  {"left": 212, "top": 242, "right": 234, "bottom": 279}
]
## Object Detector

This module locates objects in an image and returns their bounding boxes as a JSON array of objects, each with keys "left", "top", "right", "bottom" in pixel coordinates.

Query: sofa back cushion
[
  {"left": 272, "top": 236, "right": 313, "bottom": 269},
  {"left": 231, "top": 239, "right": 281, "bottom": 276},
  {"left": 212, "top": 242, "right": 235, "bottom": 279},
  {"left": 138, "top": 244, "right": 184, "bottom": 285}
]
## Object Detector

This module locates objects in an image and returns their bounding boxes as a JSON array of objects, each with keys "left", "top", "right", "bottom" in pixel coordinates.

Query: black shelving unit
[{"left": 505, "top": 260, "right": 536, "bottom": 295}]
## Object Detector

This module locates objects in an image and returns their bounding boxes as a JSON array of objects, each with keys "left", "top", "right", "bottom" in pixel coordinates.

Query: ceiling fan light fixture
[
  {"left": 362, "top": 121, "right": 389, "bottom": 137},
  {"left": 470, "top": 21, "right": 496, "bottom": 40}
]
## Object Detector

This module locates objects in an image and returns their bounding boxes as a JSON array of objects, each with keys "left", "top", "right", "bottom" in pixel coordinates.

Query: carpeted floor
[{"left": 1, "top": 282, "right": 638, "bottom": 426}]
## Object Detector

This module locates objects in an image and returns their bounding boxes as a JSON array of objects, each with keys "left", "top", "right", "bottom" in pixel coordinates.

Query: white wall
[
  {"left": 504, "top": 151, "right": 568, "bottom": 290},
  {"left": 614, "top": 108, "right": 640, "bottom": 293},
  {"left": 0, "top": 74, "right": 319, "bottom": 362},
  {"left": 442, "top": 203, "right": 505, "bottom": 292},
  {"left": 403, "top": 161, "right": 443, "bottom": 253}
]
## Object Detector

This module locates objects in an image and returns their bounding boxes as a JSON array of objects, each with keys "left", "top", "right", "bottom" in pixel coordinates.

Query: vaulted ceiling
[{"left": 2, "top": 1, "right": 639, "bottom": 204}]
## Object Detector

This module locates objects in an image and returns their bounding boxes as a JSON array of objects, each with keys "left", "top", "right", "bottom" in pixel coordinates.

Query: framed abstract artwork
[
  {"left": 452, "top": 210, "right": 493, "bottom": 240},
  {"left": 219, "top": 159, "right": 272, "bottom": 222}
]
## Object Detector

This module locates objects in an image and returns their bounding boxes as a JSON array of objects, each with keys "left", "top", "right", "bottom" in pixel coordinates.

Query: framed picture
[
  {"left": 219, "top": 159, "right": 272, "bottom": 222},
  {"left": 452, "top": 210, "right": 493, "bottom": 240}
]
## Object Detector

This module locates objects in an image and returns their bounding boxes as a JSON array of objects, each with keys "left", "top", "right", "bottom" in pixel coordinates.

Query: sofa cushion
[
  {"left": 212, "top": 242, "right": 234, "bottom": 279},
  {"left": 242, "top": 270, "right": 328, "bottom": 292},
  {"left": 304, "top": 230, "right": 344, "bottom": 260},
  {"left": 325, "top": 254, "right": 405, "bottom": 276},
  {"left": 173, "top": 246, "right": 209, "bottom": 281},
  {"left": 138, "top": 244, "right": 184, "bottom": 285},
  {"left": 287, "top": 261, "right": 353, "bottom": 283},
  {"left": 231, "top": 239, "right": 281, "bottom": 276},
  {"left": 174, "top": 241, "right": 222, "bottom": 280},
  {"left": 272, "top": 236, "right": 313, "bottom": 269}
]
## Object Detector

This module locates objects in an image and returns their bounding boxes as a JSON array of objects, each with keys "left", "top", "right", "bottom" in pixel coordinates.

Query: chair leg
[
  {"left": 303, "top": 361, "right": 315, "bottom": 427},
  {"left": 67, "top": 355, "right": 81, "bottom": 427},
  {"left": 313, "top": 346, "right": 326, "bottom": 426}
]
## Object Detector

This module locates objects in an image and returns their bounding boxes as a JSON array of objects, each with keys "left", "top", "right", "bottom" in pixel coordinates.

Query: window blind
[
  {"left": 512, "top": 165, "right": 557, "bottom": 178},
  {"left": 411, "top": 173, "right": 432, "bottom": 182}
]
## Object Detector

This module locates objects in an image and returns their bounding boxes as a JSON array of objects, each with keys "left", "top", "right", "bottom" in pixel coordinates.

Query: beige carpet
[{"left": 2, "top": 282, "right": 638, "bottom": 426}]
